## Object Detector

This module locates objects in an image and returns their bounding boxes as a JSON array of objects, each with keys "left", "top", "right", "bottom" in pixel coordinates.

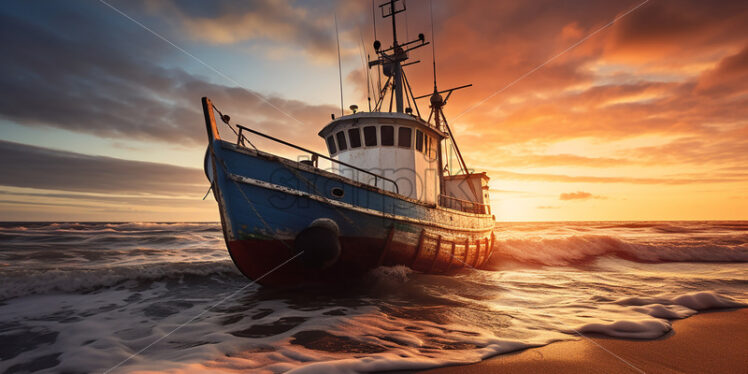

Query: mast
[
  {"left": 364, "top": 0, "right": 480, "bottom": 204},
  {"left": 413, "top": 0, "right": 478, "bottom": 200},
  {"left": 368, "top": 0, "right": 428, "bottom": 114},
  {"left": 389, "top": 0, "right": 403, "bottom": 112}
]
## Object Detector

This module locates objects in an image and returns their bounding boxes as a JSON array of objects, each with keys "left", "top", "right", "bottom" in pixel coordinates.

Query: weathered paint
[
  {"left": 205, "top": 139, "right": 494, "bottom": 285},
  {"left": 203, "top": 97, "right": 495, "bottom": 286},
  {"left": 319, "top": 112, "right": 445, "bottom": 204},
  {"left": 443, "top": 172, "right": 491, "bottom": 213}
]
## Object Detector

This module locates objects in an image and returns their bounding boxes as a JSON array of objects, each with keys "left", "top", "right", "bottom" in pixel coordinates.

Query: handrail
[
  {"left": 235, "top": 124, "right": 400, "bottom": 194},
  {"left": 439, "top": 194, "right": 488, "bottom": 214}
]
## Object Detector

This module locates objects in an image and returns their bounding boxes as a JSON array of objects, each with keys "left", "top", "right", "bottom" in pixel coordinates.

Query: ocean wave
[
  {"left": 486, "top": 234, "right": 748, "bottom": 267},
  {"left": 0, "top": 260, "right": 241, "bottom": 301},
  {"left": 0, "top": 222, "right": 220, "bottom": 233}
]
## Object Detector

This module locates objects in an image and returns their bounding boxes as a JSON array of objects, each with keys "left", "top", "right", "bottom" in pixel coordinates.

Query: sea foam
[{"left": 0, "top": 221, "right": 746, "bottom": 373}]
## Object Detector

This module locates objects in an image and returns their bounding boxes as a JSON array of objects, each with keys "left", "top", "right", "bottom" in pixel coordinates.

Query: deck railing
[
  {"left": 439, "top": 194, "right": 489, "bottom": 214},
  {"left": 235, "top": 124, "right": 400, "bottom": 194}
]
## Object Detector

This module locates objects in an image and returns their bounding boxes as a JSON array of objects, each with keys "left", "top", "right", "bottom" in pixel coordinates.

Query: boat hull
[{"left": 205, "top": 136, "right": 495, "bottom": 286}]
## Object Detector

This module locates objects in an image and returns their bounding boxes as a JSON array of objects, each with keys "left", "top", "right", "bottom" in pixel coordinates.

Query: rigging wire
[
  {"left": 372, "top": 0, "right": 382, "bottom": 102},
  {"left": 371, "top": 0, "right": 378, "bottom": 41},
  {"left": 335, "top": 14, "right": 344, "bottom": 116},
  {"left": 405, "top": 6, "right": 409, "bottom": 42},
  {"left": 359, "top": 28, "right": 373, "bottom": 111}
]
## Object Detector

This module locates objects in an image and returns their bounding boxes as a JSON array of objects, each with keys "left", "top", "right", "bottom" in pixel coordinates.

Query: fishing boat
[{"left": 203, "top": 0, "right": 495, "bottom": 286}]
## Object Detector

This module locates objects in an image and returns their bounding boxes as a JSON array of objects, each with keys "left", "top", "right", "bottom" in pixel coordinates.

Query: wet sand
[{"left": 422, "top": 308, "right": 748, "bottom": 374}]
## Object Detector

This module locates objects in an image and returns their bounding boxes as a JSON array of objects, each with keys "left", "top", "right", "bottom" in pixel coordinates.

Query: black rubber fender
[{"left": 294, "top": 218, "right": 341, "bottom": 269}]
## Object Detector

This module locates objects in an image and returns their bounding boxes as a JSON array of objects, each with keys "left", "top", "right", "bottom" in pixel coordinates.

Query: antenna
[
  {"left": 372, "top": 0, "right": 378, "bottom": 41},
  {"left": 405, "top": 6, "right": 409, "bottom": 42},
  {"left": 430, "top": 0, "right": 437, "bottom": 90},
  {"left": 372, "top": 0, "right": 382, "bottom": 97},
  {"left": 359, "top": 29, "right": 373, "bottom": 111},
  {"left": 335, "top": 14, "right": 344, "bottom": 116}
]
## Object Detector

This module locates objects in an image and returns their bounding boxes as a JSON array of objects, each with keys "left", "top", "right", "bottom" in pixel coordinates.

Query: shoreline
[{"left": 419, "top": 308, "right": 747, "bottom": 374}]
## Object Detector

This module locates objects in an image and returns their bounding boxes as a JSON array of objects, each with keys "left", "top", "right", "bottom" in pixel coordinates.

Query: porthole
[{"left": 331, "top": 187, "right": 345, "bottom": 198}]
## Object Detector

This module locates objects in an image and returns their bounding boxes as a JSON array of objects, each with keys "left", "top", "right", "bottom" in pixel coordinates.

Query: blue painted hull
[{"left": 206, "top": 139, "right": 495, "bottom": 285}]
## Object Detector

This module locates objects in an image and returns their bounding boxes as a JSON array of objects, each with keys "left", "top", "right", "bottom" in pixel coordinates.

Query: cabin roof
[
  {"left": 318, "top": 112, "right": 447, "bottom": 139},
  {"left": 444, "top": 172, "right": 490, "bottom": 181}
]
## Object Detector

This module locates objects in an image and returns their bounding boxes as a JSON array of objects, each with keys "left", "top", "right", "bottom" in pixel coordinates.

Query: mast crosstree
[
  {"left": 367, "top": 0, "right": 478, "bottom": 196},
  {"left": 368, "top": 0, "right": 428, "bottom": 114}
]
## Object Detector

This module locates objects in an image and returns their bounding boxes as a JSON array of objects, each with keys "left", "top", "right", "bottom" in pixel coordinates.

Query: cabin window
[
  {"left": 336, "top": 131, "right": 347, "bottom": 151},
  {"left": 363, "top": 126, "right": 377, "bottom": 146},
  {"left": 415, "top": 129, "right": 424, "bottom": 152},
  {"left": 398, "top": 127, "right": 412, "bottom": 148},
  {"left": 348, "top": 128, "right": 362, "bottom": 148},
  {"left": 326, "top": 135, "right": 337, "bottom": 154},
  {"left": 428, "top": 136, "right": 436, "bottom": 158},
  {"left": 381, "top": 125, "right": 394, "bottom": 146}
]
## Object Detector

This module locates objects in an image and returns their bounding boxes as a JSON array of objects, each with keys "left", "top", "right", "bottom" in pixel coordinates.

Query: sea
[{"left": 0, "top": 221, "right": 746, "bottom": 373}]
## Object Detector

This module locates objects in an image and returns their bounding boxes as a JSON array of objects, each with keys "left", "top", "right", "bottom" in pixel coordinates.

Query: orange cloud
[
  {"left": 2, "top": 0, "right": 746, "bottom": 221},
  {"left": 560, "top": 191, "right": 605, "bottom": 200}
]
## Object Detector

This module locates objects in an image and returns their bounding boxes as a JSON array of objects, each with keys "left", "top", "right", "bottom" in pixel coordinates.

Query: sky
[{"left": 0, "top": 0, "right": 746, "bottom": 222}]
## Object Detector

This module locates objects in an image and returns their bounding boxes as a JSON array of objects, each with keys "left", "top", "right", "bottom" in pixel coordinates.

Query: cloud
[
  {"left": 138, "top": 0, "right": 372, "bottom": 63},
  {"left": 484, "top": 169, "right": 744, "bottom": 185},
  {"left": 160, "top": 1, "right": 336, "bottom": 58},
  {"left": 560, "top": 191, "right": 592, "bottom": 200},
  {"left": 695, "top": 43, "right": 748, "bottom": 97},
  {"left": 0, "top": 140, "right": 205, "bottom": 196},
  {"left": 0, "top": 2, "right": 336, "bottom": 147},
  {"left": 559, "top": 191, "right": 605, "bottom": 201},
  {"left": 0, "top": 0, "right": 746, "bottom": 222},
  {"left": 409, "top": 0, "right": 748, "bottom": 175},
  {"left": 3, "top": 0, "right": 745, "bottom": 169},
  {"left": 537, "top": 205, "right": 559, "bottom": 209}
]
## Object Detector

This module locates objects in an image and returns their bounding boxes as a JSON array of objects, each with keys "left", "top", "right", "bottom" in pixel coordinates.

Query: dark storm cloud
[
  {"left": 0, "top": 140, "right": 204, "bottom": 196},
  {"left": 0, "top": 1, "right": 335, "bottom": 145}
]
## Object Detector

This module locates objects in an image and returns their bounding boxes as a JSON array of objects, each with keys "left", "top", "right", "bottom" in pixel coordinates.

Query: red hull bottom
[{"left": 227, "top": 231, "right": 494, "bottom": 286}]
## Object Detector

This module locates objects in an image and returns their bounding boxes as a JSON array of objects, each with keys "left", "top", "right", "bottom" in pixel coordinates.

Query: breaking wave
[
  {"left": 487, "top": 233, "right": 748, "bottom": 268},
  {"left": 0, "top": 221, "right": 746, "bottom": 373}
]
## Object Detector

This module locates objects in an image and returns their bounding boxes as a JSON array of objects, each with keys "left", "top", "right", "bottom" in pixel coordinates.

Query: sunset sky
[{"left": 1, "top": 0, "right": 746, "bottom": 222}]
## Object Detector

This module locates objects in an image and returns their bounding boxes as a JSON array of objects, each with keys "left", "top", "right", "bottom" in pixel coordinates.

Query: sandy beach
[{"left": 421, "top": 308, "right": 748, "bottom": 374}]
